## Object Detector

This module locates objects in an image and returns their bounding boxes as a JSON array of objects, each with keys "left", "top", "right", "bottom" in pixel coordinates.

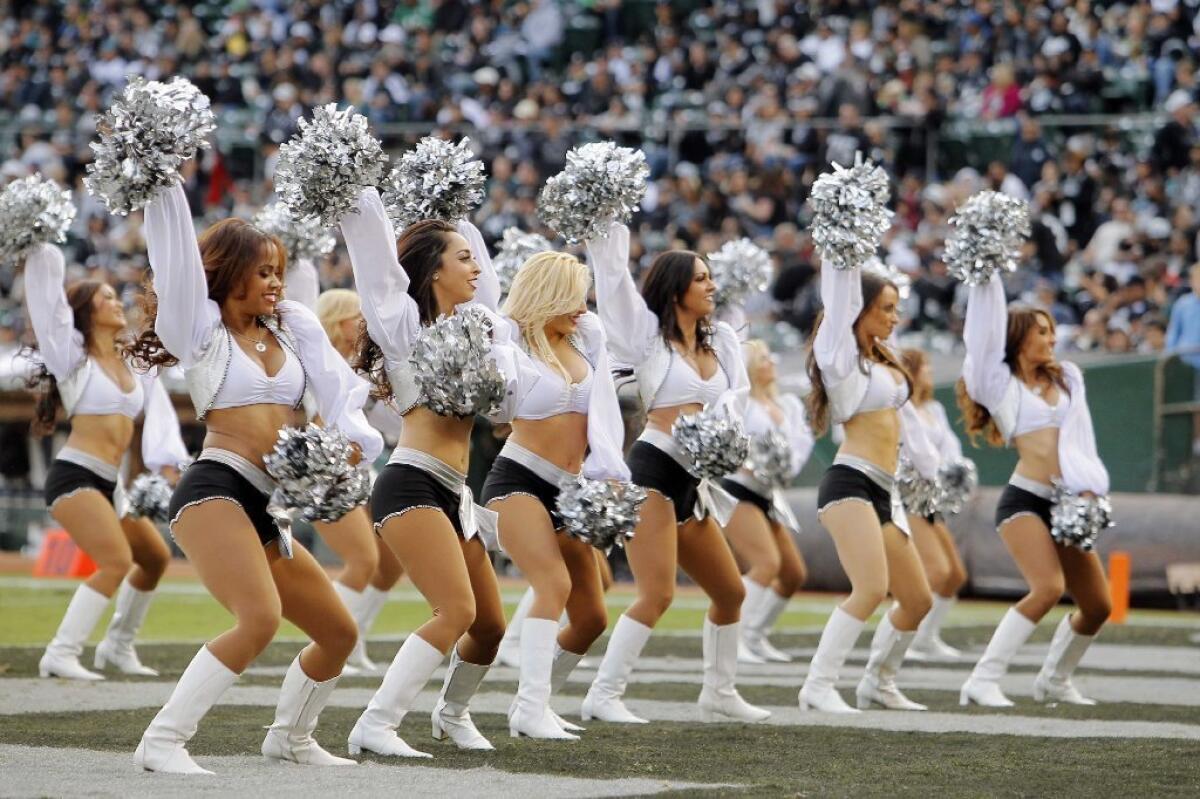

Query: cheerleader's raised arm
[
  {"left": 24, "top": 244, "right": 86, "bottom": 382},
  {"left": 585, "top": 221, "right": 660, "bottom": 367}
]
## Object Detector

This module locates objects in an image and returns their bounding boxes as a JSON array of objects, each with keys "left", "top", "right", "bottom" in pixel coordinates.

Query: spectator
[{"left": 1153, "top": 90, "right": 1197, "bottom": 174}]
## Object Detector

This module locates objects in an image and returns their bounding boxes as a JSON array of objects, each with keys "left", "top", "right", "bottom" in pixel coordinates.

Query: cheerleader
[
  {"left": 719, "top": 339, "right": 811, "bottom": 664},
  {"left": 957, "top": 274, "right": 1111, "bottom": 706},
  {"left": 801, "top": 265, "right": 932, "bottom": 713},
  {"left": 479, "top": 250, "right": 627, "bottom": 739},
  {"left": 24, "top": 243, "right": 187, "bottom": 681},
  {"left": 314, "top": 288, "right": 406, "bottom": 674},
  {"left": 129, "top": 182, "right": 383, "bottom": 773},
  {"left": 581, "top": 223, "right": 769, "bottom": 724},
  {"left": 899, "top": 348, "right": 970, "bottom": 660},
  {"left": 340, "top": 188, "right": 534, "bottom": 756}
]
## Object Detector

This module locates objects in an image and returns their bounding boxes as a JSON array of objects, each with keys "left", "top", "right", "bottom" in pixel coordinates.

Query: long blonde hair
[
  {"left": 501, "top": 251, "right": 591, "bottom": 380},
  {"left": 316, "top": 289, "right": 361, "bottom": 355},
  {"left": 743, "top": 339, "right": 778, "bottom": 399}
]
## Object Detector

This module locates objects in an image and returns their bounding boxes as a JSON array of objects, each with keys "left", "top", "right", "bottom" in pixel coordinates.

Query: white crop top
[
  {"left": 1012, "top": 381, "right": 1068, "bottom": 437},
  {"left": 209, "top": 333, "right": 306, "bottom": 410},
  {"left": 74, "top": 363, "right": 145, "bottom": 418},
  {"left": 517, "top": 343, "right": 594, "bottom": 420},
  {"left": 652, "top": 353, "right": 730, "bottom": 410},
  {"left": 858, "top": 361, "right": 910, "bottom": 415}
]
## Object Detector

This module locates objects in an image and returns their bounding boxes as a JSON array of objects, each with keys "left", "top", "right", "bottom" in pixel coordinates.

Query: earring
[{"left": 433, "top": 274, "right": 440, "bottom": 281}]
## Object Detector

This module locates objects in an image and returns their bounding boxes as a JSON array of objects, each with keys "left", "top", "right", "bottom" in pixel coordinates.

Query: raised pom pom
[
  {"left": 492, "top": 227, "right": 554, "bottom": 297},
  {"left": 808, "top": 154, "right": 893, "bottom": 271},
  {"left": 0, "top": 176, "right": 76, "bottom": 262},
  {"left": 275, "top": 104, "right": 388, "bottom": 229},
  {"left": 538, "top": 142, "right": 648, "bottom": 244},
  {"left": 945, "top": 191, "right": 1031, "bottom": 286},
  {"left": 708, "top": 238, "right": 773, "bottom": 308},
  {"left": 556, "top": 477, "right": 647, "bottom": 551},
  {"left": 409, "top": 306, "right": 507, "bottom": 417},
  {"left": 380, "top": 136, "right": 486, "bottom": 230},
  {"left": 264, "top": 424, "right": 369, "bottom": 524},
  {"left": 84, "top": 76, "right": 215, "bottom": 215},
  {"left": 253, "top": 203, "right": 336, "bottom": 263}
]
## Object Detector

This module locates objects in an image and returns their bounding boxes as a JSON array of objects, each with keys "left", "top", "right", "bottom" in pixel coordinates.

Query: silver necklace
[{"left": 233, "top": 327, "right": 268, "bottom": 353}]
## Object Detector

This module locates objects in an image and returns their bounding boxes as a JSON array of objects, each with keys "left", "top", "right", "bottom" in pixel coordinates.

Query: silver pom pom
[
  {"left": 556, "top": 477, "right": 647, "bottom": 550},
  {"left": 264, "top": 424, "right": 369, "bottom": 523},
  {"left": 126, "top": 472, "right": 174, "bottom": 522},
  {"left": 275, "top": 104, "right": 388, "bottom": 229},
  {"left": 253, "top": 202, "right": 336, "bottom": 263},
  {"left": 1049, "top": 482, "right": 1114, "bottom": 551},
  {"left": 863, "top": 256, "right": 912, "bottom": 300},
  {"left": 492, "top": 227, "right": 554, "bottom": 296},
  {"left": 708, "top": 238, "right": 773, "bottom": 307},
  {"left": 84, "top": 76, "right": 215, "bottom": 215},
  {"left": 409, "top": 306, "right": 507, "bottom": 417},
  {"left": 0, "top": 176, "right": 76, "bottom": 262},
  {"left": 937, "top": 458, "right": 978, "bottom": 515},
  {"left": 672, "top": 406, "right": 750, "bottom": 480},
  {"left": 745, "top": 431, "right": 792, "bottom": 487},
  {"left": 808, "top": 154, "right": 893, "bottom": 271},
  {"left": 945, "top": 191, "right": 1031, "bottom": 286},
  {"left": 538, "top": 142, "right": 648, "bottom": 244},
  {"left": 380, "top": 136, "right": 486, "bottom": 230},
  {"left": 897, "top": 457, "right": 944, "bottom": 517}
]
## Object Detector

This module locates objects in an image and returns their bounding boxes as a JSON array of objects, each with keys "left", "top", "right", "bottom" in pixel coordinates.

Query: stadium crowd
[{"left": 3, "top": 0, "right": 1200, "bottom": 359}]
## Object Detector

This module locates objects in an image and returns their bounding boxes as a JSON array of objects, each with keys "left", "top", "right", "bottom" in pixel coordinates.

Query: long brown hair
[
  {"left": 641, "top": 250, "right": 714, "bottom": 352},
  {"left": 900, "top": 348, "right": 933, "bottom": 405},
  {"left": 126, "top": 218, "right": 286, "bottom": 368},
  {"left": 25, "top": 280, "right": 107, "bottom": 435},
  {"left": 955, "top": 306, "right": 1068, "bottom": 447},
  {"left": 356, "top": 219, "right": 456, "bottom": 400},
  {"left": 805, "top": 270, "right": 913, "bottom": 435}
]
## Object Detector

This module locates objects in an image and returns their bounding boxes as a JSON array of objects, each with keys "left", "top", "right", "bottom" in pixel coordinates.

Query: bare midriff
[
  {"left": 63, "top": 415, "right": 136, "bottom": 467},
  {"left": 204, "top": 404, "right": 301, "bottom": 469},
  {"left": 837, "top": 407, "right": 902, "bottom": 474},
  {"left": 396, "top": 406, "right": 476, "bottom": 473},
  {"left": 509, "top": 413, "right": 589, "bottom": 473},
  {"left": 1011, "top": 427, "right": 1062, "bottom": 486}
]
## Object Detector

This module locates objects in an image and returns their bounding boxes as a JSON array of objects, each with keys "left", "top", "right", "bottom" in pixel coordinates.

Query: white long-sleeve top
[
  {"left": 813, "top": 264, "right": 910, "bottom": 425},
  {"left": 585, "top": 221, "right": 749, "bottom": 416},
  {"left": 962, "top": 273, "right": 1109, "bottom": 494},
  {"left": 899, "top": 401, "right": 944, "bottom": 480},
  {"left": 23, "top": 243, "right": 190, "bottom": 471},
  {"left": 284, "top": 257, "right": 320, "bottom": 312},
  {"left": 145, "top": 183, "right": 382, "bottom": 462},
  {"left": 743, "top": 394, "right": 814, "bottom": 480},
  {"left": 338, "top": 188, "right": 536, "bottom": 424}
]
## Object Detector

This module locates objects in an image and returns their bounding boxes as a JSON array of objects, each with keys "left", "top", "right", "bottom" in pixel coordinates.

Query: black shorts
[
  {"left": 45, "top": 460, "right": 116, "bottom": 511},
  {"left": 995, "top": 484, "right": 1053, "bottom": 532},
  {"left": 372, "top": 463, "right": 464, "bottom": 536},
  {"left": 817, "top": 464, "right": 893, "bottom": 526},
  {"left": 168, "top": 460, "right": 280, "bottom": 546},
  {"left": 720, "top": 478, "right": 772, "bottom": 517},
  {"left": 481, "top": 456, "right": 564, "bottom": 529},
  {"left": 627, "top": 440, "right": 698, "bottom": 524}
]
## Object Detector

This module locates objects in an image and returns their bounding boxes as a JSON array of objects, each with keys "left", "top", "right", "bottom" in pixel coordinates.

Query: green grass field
[{"left": 2, "top": 577, "right": 1199, "bottom": 797}]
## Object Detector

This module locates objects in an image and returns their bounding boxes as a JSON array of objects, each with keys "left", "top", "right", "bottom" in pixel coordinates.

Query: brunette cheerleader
[
  {"left": 313, "top": 288, "right": 406, "bottom": 674},
  {"left": 957, "top": 274, "right": 1111, "bottom": 707},
  {"left": 339, "top": 188, "right": 535, "bottom": 756},
  {"left": 129, "top": 181, "right": 383, "bottom": 773},
  {"left": 581, "top": 223, "right": 769, "bottom": 724},
  {"left": 24, "top": 243, "right": 188, "bottom": 681},
  {"left": 801, "top": 264, "right": 932, "bottom": 714},
  {"left": 720, "top": 339, "right": 812, "bottom": 665}
]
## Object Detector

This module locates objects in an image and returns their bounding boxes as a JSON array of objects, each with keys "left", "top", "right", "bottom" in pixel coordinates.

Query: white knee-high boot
[
  {"left": 1033, "top": 614, "right": 1098, "bottom": 705},
  {"left": 354, "top": 585, "right": 389, "bottom": 670},
  {"left": 509, "top": 618, "right": 578, "bottom": 739},
  {"left": 134, "top": 645, "right": 238, "bottom": 774},
  {"left": 431, "top": 648, "right": 494, "bottom": 750},
  {"left": 549, "top": 646, "right": 586, "bottom": 732},
  {"left": 909, "top": 594, "right": 963, "bottom": 660},
  {"left": 333, "top": 582, "right": 372, "bottom": 675},
  {"left": 960, "top": 607, "right": 1037, "bottom": 707},
  {"left": 348, "top": 634, "right": 443, "bottom": 758},
  {"left": 262, "top": 655, "right": 356, "bottom": 765},
  {"left": 855, "top": 613, "right": 926, "bottom": 710},
  {"left": 581, "top": 614, "right": 652, "bottom": 724},
  {"left": 40, "top": 584, "right": 109, "bottom": 681},
  {"left": 798, "top": 607, "right": 864, "bottom": 714},
  {"left": 497, "top": 586, "right": 536, "bottom": 668},
  {"left": 95, "top": 579, "right": 159, "bottom": 676},
  {"left": 737, "top": 577, "right": 768, "bottom": 665},
  {"left": 698, "top": 618, "right": 771, "bottom": 722},
  {"left": 753, "top": 588, "right": 793, "bottom": 663}
]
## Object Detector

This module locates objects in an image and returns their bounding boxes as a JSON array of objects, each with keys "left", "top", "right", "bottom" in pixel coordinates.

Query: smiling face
[
  {"left": 432, "top": 230, "right": 481, "bottom": 311},
  {"left": 856, "top": 283, "right": 901, "bottom": 346},
  {"left": 231, "top": 248, "right": 285, "bottom": 317},
  {"left": 546, "top": 304, "right": 587, "bottom": 337},
  {"left": 677, "top": 257, "right": 716, "bottom": 318},
  {"left": 1018, "top": 310, "right": 1057, "bottom": 365},
  {"left": 89, "top": 283, "right": 126, "bottom": 331}
]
